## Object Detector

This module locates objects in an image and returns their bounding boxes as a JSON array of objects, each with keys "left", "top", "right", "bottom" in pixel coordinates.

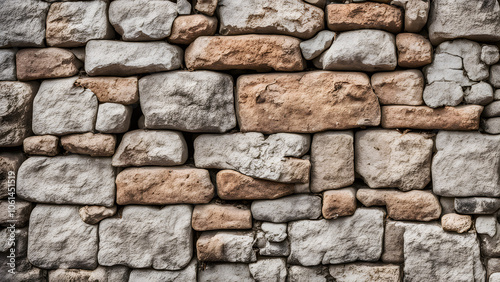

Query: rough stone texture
[
  {"left": 355, "top": 129, "right": 433, "bottom": 191},
  {"left": 75, "top": 77, "right": 138, "bottom": 105},
  {"left": 288, "top": 208, "right": 384, "bottom": 266},
  {"left": 288, "top": 266, "right": 328, "bottom": 282},
  {"left": 192, "top": 204, "right": 252, "bottom": 231},
  {"left": 0, "top": 50, "right": 16, "bottom": 81},
  {"left": 476, "top": 216, "right": 497, "bottom": 237},
  {"left": 326, "top": 2, "right": 402, "bottom": 33},
  {"left": 357, "top": 189, "right": 441, "bottom": 221},
  {"left": 46, "top": 0, "right": 113, "bottom": 47},
  {"left": 484, "top": 102, "right": 500, "bottom": 118},
  {"left": 482, "top": 45, "right": 500, "bottom": 65},
  {"left": 484, "top": 117, "right": 500, "bottom": 134},
  {"left": 195, "top": 0, "right": 217, "bottom": 16},
  {"left": 185, "top": 35, "right": 305, "bottom": 71},
  {"left": 313, "top": 30, "right": 397, "bottom": 72},
  {"left": 261, "top": 223, "right": 287, "bottom": 243},
  {"left": 0, "top": 200, "right": 32, "bottom": 228},
  {"left": 428, "top": 0, "right": 500, "bottom": 45},
  {"left": 329, "top": 263, "right": 401, "bottom": 281},
  {"left": 197, "top": 231, "right": 256, "bottom": 263},
  {"left": 17, "top": 156, "right": 115, "bottom": 206},
  {"left": 465, "top": 82, "right": 494, "bottom": 105},
  {"left": 194, "top": 132, "right": 310, "bottom": 183},
  {"left": 371, "top": 70, "right": 424, "bottom": 106},
  {"left": 49, "top": 266, "right": 130, "bottom": 282},
  {"left": 129, "top": 259, "right": 196, "bottom": 282},
  {"left": 299, "top": 30, "right": 335, "bottom": 60},
  {"left": 79, "top": 205, "right": 117, "bottom": 225},
  {"left": 440, "top": 197, "right": 455, "bottom": 215},
  {"left": 218, "top": 0, "right": 324, "bottom": 39},
  {"left": 0, "top": 0, "right": 50, "bottom": 47},
  {"left": 382, "top": 220, "right": 405, "bottom": 263},
  {"left": 433, "top": 131, "right": 500, "bottom": 197},
  {"left": 441, "top": 213, "right": 472, "bottom": 233},
  {"left": 95, "top": 103, "right": 132, "bottom": 133},
  {"left": 28, "top": 205, "right": 98, "bottom": 269},
  {"left": 455, "top": 197, "right": 500, "bottom": 214},
  {"left": 491, "top": 64, "right": 500, "bottom": 88},
  {"left": 237, "top": 71, "right": 380, "bottom": 133},
  {"left": 259, "top": 241, "right": 290, "bottom": 257},
  {"left": 251, "top": 195, "right": 322, "bottom": 223},
  {"left": 168, "top": 15, "right": 217, "bottom": 45},
  {"left": 0, "top": 152, "right": 24, "bottom": 199},
  {"left": 177, "top": 0, "right": 191, "bottom": 15},
  {"left": 32, "top": 77, "right": 97, "bottom": 135},
  {"left": 391, "top": 0, "right": 429, "bottom": 32},
  {"left": 481, "top": 223, "right": 500, "bottom": 257},
  {"left": 423, "top": 81, "right": 463, "bottom": 108},
  {"left": 140, "top": 71, "right": 236, "bottom": 132},
  {"left": 109, "top": 0, "right": 177, "bottom": 41},
  {"left": 0, "top": 81, "right": 38, "bottom": 146},
  {"left": 23, "top": 135, "right": 59, "bottom": 156},
  {"left": 85, "top": 40, "right": 183, "bottom": 76},
  {"left": 424, "top": 53, "right": 473, "bottom": 87},
  {"left": 322, "top": 188, "right": 357, "bottom": 219},
  {"left": 112, "top": 130, "right": 187, "bottom": 167},
  {"left": 99, "top": 205, "right": 193, "bottom": 270},
  {"left": 437, "top": 40, "right": 489, "bottom": 82},
  {"left": 16, "top": 48, "right": 81, "bottom": 81},
  {"left": 116, "top": 167, "right": 214, "bottom": 205},
  {"left": 489, "top": 260, "right": 500, "bottom": 281},
  {"left": 249, "top": 258, "right": 287, "bottom": 282},
  {"left": 396, "top": 33, "right": 433, "bottom": 68},
  {"left": 381, "top": 105, "right": 483, "bottom": 130},
  {"left": 198, "top": 264, "right": 253, "bottom": 282},
  {"left": 61, "top": 133, "right": 116, "bottom": 157}
]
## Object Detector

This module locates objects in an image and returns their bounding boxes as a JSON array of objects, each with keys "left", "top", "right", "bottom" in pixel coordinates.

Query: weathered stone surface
[
  {"left": 261, "top": 222, "right": 287, "bottom": 243},
  {"left": 0, "top": 152, "right": 24, "bottom": 199},
  {"left": 441, "top": 213, "right": 472, "bottom": 233},
  {"left": 0, "top": 0, "right": 50, "bottom": 47},
  {"left": 329, "top": 263, "right": 401, "bottom": 281},
  {"left": 357, "top": 189, "right": 441, "bottom": 221},
  {"left": 382, "top": 220, "right": 404, "bottom": 263},
  {"left": 85, "top": 40, "right": 183, "bottom": 76},
  {"left": 129, "top": 259, "right": 196, "bottom": 282},
  {"left": 314, "top": 30, "right": 397, "bottom": 72},
  {"left": 423, "top": 81, "right": 463, "bottom": 108},
  {"left": 259, "top": 241, "right": 290, "bottom": 257},
  {"left": 433, "top": 131, "right": 500, "bottom": 197},
  {"left": 46, "top": 0, "right": 113, "bottom": 47},
  {"left": 116, "top": 167, "right": 214, "bottom": 205},
  {"left": 482, "top": 45, "right": 500, "bottom": 65},
  {"left": 194, "top": 132, "right": 310, "bottom": 183},
  {"left": 109, "top": 0, "right": 177, "bottom": 41},
  {"left": 455, "top": 197, "right": 500, "bottom": 214},
  {"left": 391, "top": 0, "right": 429, "bottom": 32},
  {"left": 484, "top": 101, "right": 500, "bottom": 117},
  {"left": 177, "top": 0, "right": 191, "bottom": 14},
  {"left": 492, "top": 64, "right": 500, "bottom": 88},
  {"left": 49, "top": 266, "right": 130, "bottom": 282},
  {"left": 218, "top": 0, "right": 324, "bottom": 39},
  {"left": 95, "top": 103, "right": 132, "bottom": 133},
  {"left": 465, "top": 81, "right": 494, "bottom": 105},
  {"left": 216, "top": 170, "right": 295, "bottom": 200},
  {"left": 79, "top": 205, "right": 117, "bottom": 225},
  {"left": 322, "top": 188, "right": 357, "bottom": 219},
  {"left": 198, "top": 264, "right": 253, "bottom": 282},
  {"left": 355, "top": 129, "right": 433, "bottom": 191},
  {"left": 438, "top": 40, "right": 489, "bottom": 82},
  {"left": 484, "top": 118, "right": 500, "bottom": 134},
  {"left": 0, "top": 258, "right": 46, "bottom": 282},
  {"left": 28, "top": 205, "right": 98, "bottom": 269},
  {"left": 424, "top": 53, "right": 473, "bottom": 87},
  {"left": 61, "top": 133, "right": 116, "bottom": 157},
  {"left": 489, "top": 260, "right": 500, "bottom": 281},
  {"left": 300, "top": 30, "right": 335, "bottom": 60},
  {"left": 32, "top": 77, "right": 97, "bottom": 135},
  {"left": 16, "top": 48, "right": 81, "bottom": 81},
  {"left": 381, "top": 105, "right": 483, "bottom": 130},
  {"left": 249, "top": 258, "right": 287, "bottom": 282},
  {"left": 23, "top": 135, "right": 59, "bottom": 156},
  {"left": 396, "top": 33, "right": 433, "bottom": 68},
  {"left": 326, "top": 2, "right": 402, "bottom": 33},
  {"left": 476, "top": 216, "right": 497, "bottom": 237},
  {"left": 197, "top": 231, "right": 256, "bottom": 263},
  {"left": 0, "top": 81, "right": 38, "bottom": 146},
  {"left": 99, "top": 205, "right": 193, "bottom": 270},
  {"left": 440, "top": 197, "right": 455, "bottom": 215},
  {"left": 288, "top": 265, "right": 328, "bottom": 282},
  {"left": 112, "top": 130, "right": 187, "bottom": 167},
  {"left": 237, "top": 71, "right": 380, "bottom": 133},
  {"left": 192, "top": 204, "right": 252, "bottom": 231},
  {"left": 288, "top": 208, "right": 384, "bottom": 266},
  {"left": 0, "top": 226, "right": 28, "bottom": 257},
  {"left": 0, "top": 200, "right": 32, "bottom": 228},
  {"left": 0, "top": 50, "right": 16, "bottom": 81},
  {"left": 371, "top": 70, "right": 424, "bottom": 106},
  {"left": 481, "top": 223, "right": 500, "bottom": 257},
  {"left": 75, "top": 77, "right": 138, "bottom": 105},
  {"left": 169, "top": 15, "right": 217, "bottom": 45},
  {"left": 140, "top": 71, "right": 236, "bottom": 132},
  {"left": 195, "top": 0, "right": 217, "bottom": 16},
  {"left": 18, "top": 156, "right": 115, "bottom": 206},
  {"left": 428, "top": 0, "right": 500, "bottom": 45},
  {"left": 251, "top": 195, "right": 322, "bottom": 223},
  {"left": 310, "top": 131, "right": 354, "bottom": 192}
]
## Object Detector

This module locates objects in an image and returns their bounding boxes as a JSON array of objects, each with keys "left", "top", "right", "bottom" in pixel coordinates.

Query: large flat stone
[
  {"left": 61, "top": 132, "right": 116, "bottom": 157},
  {"left": 197, "top": 231, "right": 256, "bottom": 263},
  {"left": 16, "top": 48, "right": 81, "bottom": 81},
  {"left": 329, "top": 264, "right": 401, "bottom": 281},
  {"left": 236, "top": 71, "right": 380, "bottom": 133},
  {"left": 251, "top": 195, "right": 322, "bottom": 223},
  {"left": 129, "top": 259, "right": 196, "bottom": 282},
  {"left": 49, "top": 266, "right": 130, "bottom": 282}
]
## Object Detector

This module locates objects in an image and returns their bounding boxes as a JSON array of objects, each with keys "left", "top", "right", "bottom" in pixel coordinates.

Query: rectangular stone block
[
  {"left": 197, "top": 231, "right": 256, "bottom": 263},
  {"left": 75, "top": 77, "right": 138, "bottom": 105}
]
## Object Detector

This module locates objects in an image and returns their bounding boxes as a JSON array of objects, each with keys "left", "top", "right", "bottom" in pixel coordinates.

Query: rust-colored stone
[
  {"left": 168, "top": 15, "right": 217, "bottom": 45},
  {"left": 192, "top": 204, "right": 252, "bottom": 231},
  {"left": 75, "top": 77, "right": 138, "bottom": 105},
  {"left": 16, "top": 48, "right": 81, "bottom": 81},
  {"left": 60, "top": 132, "right": 116, "bottom": 157},
  {"left": 396, "top": 33, "right": 433, "bottom": 68},
  {"left": 322, "top": 188, "right": 357, "bottom": 219}
]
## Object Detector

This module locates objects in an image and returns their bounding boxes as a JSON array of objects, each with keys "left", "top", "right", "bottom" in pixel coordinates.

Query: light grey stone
[
  {"left": 198, "top": 264, "right": 253, "bottom": 282},
  {"left": 481, "top": 223, "right": 500, "bottom": 257},
  {"left": 85, "top": 40, "right": 183, "bottom": 76},
  {"left": 0, "top": 200, "right": 32, "bottom": 228},
  {"left": 0, "top": 82, "right": 38, "bottom": 146},
  {"left": 249, "top": 258, "right": 287, "bottom": 282},
  {"left": 17, "top": 155, "right": 115, "bottom": 206},
  {"left": 355, "top": 129, "right": 433, "bottom": 191},
  {"left": 488, "top": 259, "right": 500, "bottom": 280},
  {"left": 32, "top": 77, "right": 97, "bottom": 135},
  {"left": 391, "top": 0, "right": 429, "bottom": 32},
  {"left": 423, "top": 81, "right": 463, "bottom": 108},
  {"left": 0, "top": 0, "right": 50, "bottom": 47},
  {"left": 70, "top": 47, "right": 86, "bottom": 62},
  {"left": 95, "top": 103, "right": 132, "bottom": 133},
  {"left": 329, "top": 263, "right": 401, "bottom": 281},
  {"left": 484, "top": 101, "right": 500, "bottom": 117},
  {"left": 492, "top": 273, "right": 500, "bottom": 282},
  {"left": 28, "top": 205, "right": 98, "bottom": 269},
  {"left": 129, "top": 259, "right": 196, "bottom": 282},
  {"left": 436, "top": 39, "right": 489, "bottom": 82},
  {"left": 261, "top": 222, "right": 287, "bottom": 243},
  {"left": 491, "top": 64, "right": 500, "bottom": 88},
  {"left": 465, "top": 82, "right": 494, "bottom": 105},
  {"left": 251, "top": 194, "right": 321, "bottom": 223},
  {"left": 112, "top": 129, "right": 187, "bottom": 167},
  {"left": 197, "top": 231, "right": 256, "bottom": 263},
  {"left": 299, "top": 30, "right": 335, "bottom": 60},
  {"left": 109, "top": 0, "right": 177, "bottom": 41},
  {"left": 177, "top": 0, "right": 192, "bottom": 15},
  {"left": 140, "top": 71, "right": 236, "bottom": 132},
  {"left": 287, "top": 208, "right": 384, "bottom": 266},
  {"left": 288, "top": 265, "right": 328, "bottom": 282},
  {"left": 218, "top": 0, "right": 324, "bottom": 39},
  {"left": 0, "top": 152, "right": 24, "bottom": 199},
  {"left": 482, "top": 45, "right": 500, "bottom": 65},
  {"left": 259, "top": 240, "right": 290, "bottom": 257},
  {"left": 49, "top": 266, "right": 130, "bottom": 282},
  {"left": 495, "top": 89, "right": 500, "bottom": 100},
  {"left": 454, "top": 197, "right": 500, "bottom": 214},
  {"left": 99, "top": 205, "right": 193, "bottom": 270},
  {"left": 484, "top": 117, "right": 500, "bottom": 134},
  {"left": 428, "top": 0, "right": 500, "bottom": 45},
  {"left": 477, "top": 216, "right": 497, "bottom": 237},
  {"left": 432, "top": 131, "right": 500, "bottom": 197},
  {"left": 0, "top": 50, "right": 16, "bottom": 81},
  {"left": 424, "top": 53, "right": 474, "bottom": 87},
  {"left": 313, "top": 30, "right": 397, "bottom": 72},
  {"left": 194, "top": 132, "right": 310, "bottom": 183}
]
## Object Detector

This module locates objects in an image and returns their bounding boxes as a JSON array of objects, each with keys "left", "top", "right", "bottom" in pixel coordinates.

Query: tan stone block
[
  {"left": 194, "top": 0, "right": 217, "bottom": 16},
  {"left": 75, "top": 77, "right": 138, "bottom": 105},
  {"left": 441, "top": 213, "right": 472, "bottom": 233},
  {"left": 168, "top": 15, "right": 217, "bottom": 45},
  {"left": 322, "top": 188, "right": 357, "bottom": 219},
  {"left": 396, "top": 33, "right": 433, "bottom": 68},
  {"left": 78, "top": 205, "right": 117, "bottom": 225},
  {"left": 23, "top": 135, "right": 59, "bottom": 156},
  {"left": 16, "top": 48, "right": 81, "bottom": 81},
  {"left": 371, "top": 70, "right": 424, "bottom": 106},
  {"left": 192, "top": 204, "right": 252, "bottom": 231},
  {"left": 61, "top": 132, "right": 116, "bottom": 157}
]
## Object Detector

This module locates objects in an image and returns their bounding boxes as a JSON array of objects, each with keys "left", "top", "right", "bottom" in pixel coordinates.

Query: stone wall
[{"left": 1, "top": 0, "right": 500, "bottom": 281}]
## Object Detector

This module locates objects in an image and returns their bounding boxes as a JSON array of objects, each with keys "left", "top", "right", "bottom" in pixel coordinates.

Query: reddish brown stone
[
  {"left": 322, "top": 188, "right": 357, "bottom": 219},
  {"left": 371, "top": 70, "right": 424, "bottom": 106},
  {"left": 23, "top": 135, "right": 59, "bottom": 156},
  {"left": 396, "top": 33, "right": 433, "bottom": 68},
  {"left": 192, "top": 204, "right": 252, "bottom": 231},
  {"left": 60, "top": 132, "right": 116, "bottom": 157},
  {"left": 75, "top": 77, "right": 138, "bottom": 105},
  {"left": 16, "top": 48, "right": 81, "bottom": 81},
  {"left": 169, "top": 15, "right": 217, "bottom": 45}
]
